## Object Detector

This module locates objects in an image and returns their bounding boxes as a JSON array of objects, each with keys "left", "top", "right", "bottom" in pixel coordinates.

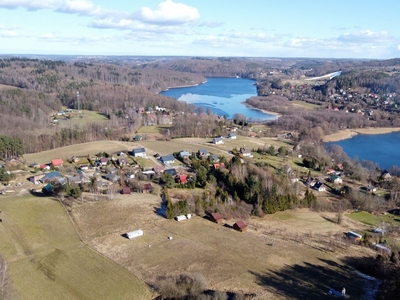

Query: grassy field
[
  {"left": 346, "top": 210, "right": 400, "bottom": 227},
  {"left": 70, "top": 194, "right": 376, "bottom": 300},
  {"left": 136, "top": 125, "right": 172, "bottom": 134},
  {"left": 291, "top": 100, "right": 321, "bottom": 110},
  {"left": 0, "top": 195, "right": 151, "bottom": 300},
  {"left": 56, "top": 110, "right": 109, "bottom": 127}
]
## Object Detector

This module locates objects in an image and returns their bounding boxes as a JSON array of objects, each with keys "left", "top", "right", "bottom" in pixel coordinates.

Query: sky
[{"left": 1, "top": 0, "right": 400, "bottom": 59}]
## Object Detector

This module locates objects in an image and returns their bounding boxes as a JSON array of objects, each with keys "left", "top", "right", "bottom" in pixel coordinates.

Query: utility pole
[{"left": 77, "top": 90, "right": 81, "bottom": 113}]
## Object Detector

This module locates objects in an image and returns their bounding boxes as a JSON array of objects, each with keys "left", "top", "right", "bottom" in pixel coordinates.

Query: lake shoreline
[
  {"left": 322, "top": 127, "right": 400, "bottom": 142},
  {"left": 242, "top": 102, "right": 281, "bottom": 119},
  {"left": 159, "top": 80, "right": 207, "bottom": 93}
]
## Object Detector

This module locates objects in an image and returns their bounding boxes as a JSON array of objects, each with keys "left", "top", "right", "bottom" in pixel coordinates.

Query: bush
[{"left": 154, "top": 273, "right": 207, "bottom": 299}]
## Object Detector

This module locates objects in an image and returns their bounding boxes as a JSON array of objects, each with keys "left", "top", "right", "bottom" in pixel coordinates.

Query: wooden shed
[
  {"left": 233, "top": 220, "right": 248, "bottom": 232},
  {"left": 210, "top": 212, "right": 223, "bottom": 224}
]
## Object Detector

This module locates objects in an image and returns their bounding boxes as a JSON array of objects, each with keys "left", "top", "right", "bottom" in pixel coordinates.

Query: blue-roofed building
[{"left": 160, "top": 155, "right": 175, "bottom": 165}]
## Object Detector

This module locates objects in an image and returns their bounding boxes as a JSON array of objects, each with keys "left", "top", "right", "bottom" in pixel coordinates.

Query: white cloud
[
  {"left": 338, "top": 30, "right": 392, "bottom": 43},
  {"left": 0, "top": 0, "right": 60, "bottom": 10},
  {"left": 57, "top": 0, "right": 103, "bottom": 16},
  {"left": 132, "top": 0, "right": 200, "bottom": 25},
  {"left": 0, "top": 29, "right": 18, "bottom": 37}
]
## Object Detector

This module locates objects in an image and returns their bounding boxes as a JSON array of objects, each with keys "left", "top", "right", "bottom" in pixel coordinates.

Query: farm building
[
  {"left": 233, "top": 220, "right": 248, "bottom": 232},
  {"left": 210, "top": 212, "right": 224, "bottom": 224},
  {"left": 227, "top": 133, "right": 237, "bottom": 139},
  {"left": 132, "top": 147, "right": 147, "bottom": 158},
  {"left": 126, "top": 229, "right": 143, "bottom": 239},
  {"left": 346, "top": 231, "right": 362, "bottom": 242}
]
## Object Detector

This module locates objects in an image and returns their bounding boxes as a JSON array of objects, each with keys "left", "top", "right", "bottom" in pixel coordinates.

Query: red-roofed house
[
  {"left": 51, "top": 159, "right": 63, "bottom": 167},
  {"left": 40, "top": 164, "right": 50, "bottom": 170},
  {"left": 233, "top": 220, "right": 248, "bottom": 232},
  {"left": 153, "top": 166, "right": 165, "bottom": 173},
  {"left": 213, "top": 162, "right": 225, "bottom": 170},
  {"left": 210, "top": 212, "right": 223, "bottom": 224},
  {"left": 177, "top": 174, "right": 188, "bottom": 183}
]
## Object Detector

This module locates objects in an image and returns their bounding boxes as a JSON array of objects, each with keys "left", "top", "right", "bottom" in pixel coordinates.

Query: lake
[
  {"left": 160, "top": 77, "right": 277, "bottom": 121},
  {"left": 326, "top": 132, "right": 400, "bottom": 169}
]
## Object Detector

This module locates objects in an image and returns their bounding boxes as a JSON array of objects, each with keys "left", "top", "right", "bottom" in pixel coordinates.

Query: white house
[
  {"left": 240, "top": 148, "right": 252, "bottom": 157},
  {"left": 132, "top": 147, "right": 147, "bottom": 158},
  {"left": 160, "top": 154, "right": 175, "bottom": 165},
  {"left": 228, "top": 133, "right": 237, "bottom": 139},
  {"left": 213, "top": 137, "right": 224, "bottom": 145},
  {"left": 175, "top": 215, "right": 187, "bottom": 221}
]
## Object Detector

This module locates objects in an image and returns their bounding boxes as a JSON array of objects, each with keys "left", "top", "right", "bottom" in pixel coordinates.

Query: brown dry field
[
  {"left": 71, "top": 193, "right": 375, "bottom": 300},
  {"left": 24, "top": 136, "right": 286, "bottom": 165}
]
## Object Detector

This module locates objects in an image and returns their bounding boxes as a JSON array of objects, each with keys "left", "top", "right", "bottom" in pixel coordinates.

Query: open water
[
  {"left": 161, "top": 77, "right": 277, "bottom": 121},
  {"left": 326, "top": 132, "right": 400, "bottom": 169}
]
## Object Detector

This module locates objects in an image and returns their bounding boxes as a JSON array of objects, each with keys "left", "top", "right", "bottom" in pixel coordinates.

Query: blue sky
[{"left": 0, "top": 0, "right": 399, "bottom": 59}]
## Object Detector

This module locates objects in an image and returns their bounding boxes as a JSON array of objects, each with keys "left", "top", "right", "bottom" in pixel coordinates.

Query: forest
[{"left": 2, "top": 55, "right": 400, "bottom": 155}]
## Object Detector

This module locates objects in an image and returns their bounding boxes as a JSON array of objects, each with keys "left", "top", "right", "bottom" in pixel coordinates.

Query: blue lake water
[
  {"left": 161, "top": 77, "right": 277, "bottom": 121},
  {"left": 326, "top": 132, "right": 400, "bottom": 169}
]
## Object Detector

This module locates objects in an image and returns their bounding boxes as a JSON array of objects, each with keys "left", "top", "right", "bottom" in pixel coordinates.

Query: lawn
[
  {"left": 0, "top": 195, "right": 151, "bottom": 300},
  {"left": 136, "top": 125, "right": 172, "bottom": 134},
  {"left": 346, "top": 210, "right": 400, "bottom": 227},
  {"left": 56, "top": 110, "right": 109, "bottom": 127}
]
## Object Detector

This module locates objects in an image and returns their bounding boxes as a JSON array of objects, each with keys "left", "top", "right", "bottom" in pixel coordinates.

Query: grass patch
[
  {"left": 291, "top": 100, "right": 320, "bottom": 110},
  {"left": 136, "top": 125, "right": 172, "bottom": 134},
  {"left": 345, "top": 211, "right": 399, "bottom": 226},
  {"left": 1, "top": 195, "right": 151, "bottom": 300}
]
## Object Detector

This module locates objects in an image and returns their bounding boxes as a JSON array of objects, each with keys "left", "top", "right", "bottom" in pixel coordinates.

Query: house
[
  {"left": 213, "top": 162, "right": 225, "bottom": 170},
  {"left": 133, "top": 135, "right": 142, "bottom": 141},
  {"left": 197, "top": 149, "right": 209, "bottom": 158},
  {"left": 29, "top": 174, "right": 44, "bottom": 184},
  {"left": 40, "top": 164, "right": 50, "bottom": 170},
  {"left": 326, "top": 168, "right": 335, "bottom": 175},
  {"left": 330, "top": 175, "right": 342, "bottom": 184},
  {"left": 40, "top": 171, "right": 65, "bottom": 184},
  {"left": 210, "top": 212, "right": 224, "bottom": 224},
  {"left": 175, "top": 215, "right": 187, "bottom": 221},
  {"left": 132, "top": 147, "right": 147, "bottom": 158},
  {"left": 160, "top": 155, "right": 175, "bottom": 165},
  {"left": 51, "top": 158, "right": 63, "bottom": 167},
  {"left": 213, "top": 137, "right": 224, "bottom": 145},
  {"left": 142, "top": 183, "right": 153, "bottom": 193},
  {"left": 121, "top": 187, "right": 131, "bottom": 195},
  {"left": 164, "top": 168, "right": 178, "bottom": 176},
  {"left": 211, "top": 154, "right": 220, "bottom": 162},
  {"left": 365, "top": 185, "right": 377, "bottom": 193},
  {"left": 313, "top": 181, "right": 326, "bottom": 192},
  {"left": 79, "top": 165, "right": 90, "bottom": 171},
  {"left": 346, "top": 231, "right": 362, "bottom": 242},
  {"left": 100, "top": 158, "right": 109, "bottom": 165},
  {"left": 227, "top": 133, "right": 237, "bottom": 139},
  {"left": 177, "top": 174, "right": 188, "bottom": 183},
  {"left": 179, "top": 150, "right": 190, "bottom": 159},
  {"left": 126, "top": 229, "right": 143, "bottom": 239},
  {"left": 240, "top": 148, "right": 252, "bottom": 157},
  {"left": 105, "top": 173, "right": 119, "bottom": 183},
  {"left": 118, "top": 158, "right": 128, "bottom": 166},
  {"left": 153, "top": 166, "right": 165, "bottom": 173},
  {"left": 233, "top": 220, "right": 248, "bottom": 232},
  {"left": 380, "top": 170, "right": 391, "bottom": 180}
]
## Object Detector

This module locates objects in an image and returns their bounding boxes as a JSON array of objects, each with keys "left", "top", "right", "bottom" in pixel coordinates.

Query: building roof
[
  {"left": 51, "top": 158, "right": 63, "bottom": 166},
  {"left": 161, "top": 154, "right": 175, "bottom": 163},
  {"left": 133, "top": 147, "right": 146, "bottom": 154},
  {"left": 211, "top": 212, "right": 223, "bottom": 222},
  {"left": 153, "top": 166, "right": 165, "bottom": 173},
  {"left": 234, "top": 220, "right": 248, "bottom": 231},
  {"left": 178, "top": 174, "right": 187, "bottom": 183},
  {"left": 164, "top": 168, "right": 177, "bottom": 176}
]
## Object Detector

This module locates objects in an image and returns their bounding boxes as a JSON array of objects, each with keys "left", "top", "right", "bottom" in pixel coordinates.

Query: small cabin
[
  {"left": 233, "top": 220, "right": 248, "bottom": 232},
  {"left": 126, "top": 229, "right": 144, "bottom": 239},
  {"left": 210, "top": 212, "right": 223, "bottom": 224},
  {"left": 346, "top": 231, "right": 362, "bottom": 242}
]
